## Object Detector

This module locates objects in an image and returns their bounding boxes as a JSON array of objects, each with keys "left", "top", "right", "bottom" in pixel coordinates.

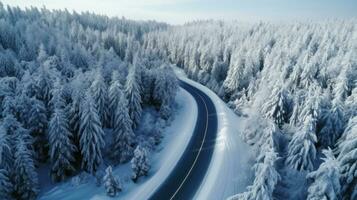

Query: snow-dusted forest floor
[{"left": 38, "top": 88, "right": 197, "bottom": 200}]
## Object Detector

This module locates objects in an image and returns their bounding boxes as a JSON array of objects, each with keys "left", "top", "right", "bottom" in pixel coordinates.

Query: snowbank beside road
[
  {"left": 122, "top": 87, "right": 198, "bottom": 199},
  {"left": 174, "top": 67, "right": 255, "bottom": 200}
]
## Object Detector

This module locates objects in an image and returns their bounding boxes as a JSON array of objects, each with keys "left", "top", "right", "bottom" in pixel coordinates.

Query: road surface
[{"left": 149, "top": 80, "right": 218, "bottom": 200}]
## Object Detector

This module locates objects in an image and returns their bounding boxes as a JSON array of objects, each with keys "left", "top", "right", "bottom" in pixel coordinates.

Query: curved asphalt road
[{"left": 149, "top": 80, "right": 218, "bottom": 200}]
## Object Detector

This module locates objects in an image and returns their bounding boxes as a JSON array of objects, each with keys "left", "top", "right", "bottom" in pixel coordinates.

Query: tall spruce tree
[
  {"left": 112, "top": 94, "right": 134, "bottom": 163},
  {"left": 27, "top": 98, "right": 48, "bottom": 162},
  {"left": 337, "top": 116, "right": 357, "bottom": 199},
  {"left": 108, "top": 74, "right": 123, "bottom": 128},
  {"left": 79, "top": 93, "right": 105, "bottom": 174},
  {"left": 125, "top": 66, "right": 142, "bottom": 129},
  {"left": 90, "top": 72, "right": 108, "bottom": 127},
  {"left": 14, "top": 137, "right": 38, "bottom": 200},
  {"left": 307, "top": 148, "right": 341, "bottom": 200},
  {"left": 285, "top": 114, "right": 317, "bottom": 171},
  {"left": 48, "top": 107, "right": 77, "bottom": 182}
]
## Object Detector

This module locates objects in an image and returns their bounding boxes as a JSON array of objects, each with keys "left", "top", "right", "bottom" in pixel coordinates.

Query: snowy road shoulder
[
  {"left": 174, "top": 67, "right": 255, "bottom": 200},
  {"left": 121, "top": 87, "right": 198, "bottom": 199}
]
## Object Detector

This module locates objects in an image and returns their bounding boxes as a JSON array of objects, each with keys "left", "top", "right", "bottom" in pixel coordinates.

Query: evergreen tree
[
  {"left": 153, "top": 66, "right": 179, "bottom": 108},
  {"left": 232, "top": 149, "right": 279, "bottom": 200},
  {"left": 261, "top": 85, "right": 290, "bottom": 128},
  {"left": 307, "top": 148, "right": 341, "bottom": 200},
  {"left": 103, "top": 166, "right": 122, "bottom": 197},
  {"left": 49, "top": 79, "right": 66, "bottom": 111},
  {"left": 131, "top": 146, "right": 150, "bottom": 182},
  {"left": 319, "top": 98, "right": 345, "bottom": 148},
  {"left": 0, "top": 168, "right": 12, "bottom": 199},
  {"left": 337, "top": 116, "right": 357, "bottom": 199},
  {"left": 2, "top": 95, "right": 18, "bottom": 118},
  {"left": 79, "top": 93, "right": 105, "bottom": 174},
  {"left": 35, "top": 66, "right": 53, "bottom": 105},
  {"left": 125, "top": 67, "right": 142, "bottom": 129},
  {"left": 90, "top": 72, "right": 108, "bottom": 127},
  {"left": 285, "top": 114, "right": 317, "bottom": 171},
  {"left": 14, "top": 137, "right": 38, "bottom": 200},
  {"left": 0, "top": 124, "right": 12, "bottom": 170},
  {"left": 68, "top": 91, "right": 83, "bottom": 140},
  {"left": 0, "top": 125, "right": 12, "bottom": 199},
  {"left": 112, "top": 94, "right": 134, "bottom": 163},
  {"left": 21, "top": 70, "right": 38, "bottom": 98},
  {"left": 2, "top": 114, "right": 32, "bottom": 150},
  {"left": 141, "top": 68, "right": 155, "bottom": 104},
  {"left": 48, "top": 108, "right": 77, "bottom": 182},
  {"left": 37, "top": 44, "right": 48, "bottom": 64},
  {"left": 223, "top": 57, "right": 245, "bottom": 95},
  {"left": 108, "top": 75, "right": 123, "bottom": 128},
  {"left": 27, "top": 98, "right": 48, "bottom": 162},
  {"left": 298, "top": 85, "right": 323, "bottom": 125}
]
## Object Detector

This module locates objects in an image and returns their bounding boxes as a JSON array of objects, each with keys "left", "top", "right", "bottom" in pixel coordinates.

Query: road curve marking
[{"left": 169, "top": 90, "right": 209, "bottom": 200}]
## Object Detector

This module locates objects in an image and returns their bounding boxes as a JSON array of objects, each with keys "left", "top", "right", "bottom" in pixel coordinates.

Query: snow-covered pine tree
[
  {"left": 35, "top": 65, "right": 53, "bottom": 106},
  {"left": 16, "top": 92, "right": 33, "bottom": 125},
  {"left": 298, "top": 85, "right": 323, "bottom": 125},
  {"left": 334, "top": 60, "right": 353, "bottom": 101},
  {"left": 319, "top": 98, "right": 345, "bottom": 148},
  {"left": 79, "top": 92, "right": 105, "bottom": 174},
  {"left": 285, "top": 114, "right": 317, "bottom": 172},
  {"left": 336, "top": 116, "right": 357, "bottom": 200},
  {"left": 243, "top": 115, "right": 279, "bottom": 151},
  {"left": 37, "top": 44, "right": 48, "bottom": 64},
  {"left": 2, "top": 113, "right": 32, "bottom": 150},
  {"left": 131, "top": 146, "right": 150, "bottom": 182},
  {"left": 49, "top": 79, "right": 66, "bottom": 111},
  {"left": 307, "top": 148, "right": 341, "bottom": 200},
  {"left": 21, "top": 70, "right": 38, "bottom": 98},
  {"left": 1, "top": 95, "right": 18, "bottom": 118},
  {"left": 27, "top": 97, "right": 48, "bottom": 162},
  {"left": 68, "top": 90, "right": 83, "bottom": 139},
  {"left": 112, "top": 94, "right": 134, "bottom": 163},
  {"left": 289, "top": 90, "right": 305, "bottom": 127},
  {"left": 141, "top": 68, "right": 155, "bottom": 104},
  {"left": 90, "top": 71, "right": 108, "bottom": 127},
  {"left": 0, "top": 124, "right": 12, "bottom": 170},
  {"left": 14, "top": 137, "right": 39, "bottom": 200},
  {"left": 231, "top": 148, "right": 280, "bottom": 200},
  {"left": 0, "top": 124, "right": 12, "bottom": 199},
  {"left": 125, "top": 66, "right": 142, "bottom": 129},
  {"left": 103, "top": 166, "right": 122, "bottom": 197},
  {"left": 261, "top": 85, "right": 290, "bottom": 128},
  {"left": 49, "top": 107, "right": 77, "bottom": 182},
  {"left": 108, "top": 74, "right": 123, "bottom": 128},
  {"left": 223, "top": 56, "right": 245, "bottom": 96},
  {"left": 345, "top": 88, "right": 357, "bottom": 120},
  {"left": 0, "top": 168, "right": 12, "bottom": 199},
  {"left": 153, "top": 65, "right": 179, "bottom": 108}
]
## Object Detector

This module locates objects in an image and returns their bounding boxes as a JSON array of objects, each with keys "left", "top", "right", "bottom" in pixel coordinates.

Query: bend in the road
[{"left": 149, "top": 80, "right": 218, "bottom": 200}]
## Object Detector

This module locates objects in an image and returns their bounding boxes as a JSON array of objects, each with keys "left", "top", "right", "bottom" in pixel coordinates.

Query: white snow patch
[
  {"left": 174, "top": 67, "right": 255, "bottom": 200},
  {"left": 39, "top": 88, "right": 197, "bottom": 200}
]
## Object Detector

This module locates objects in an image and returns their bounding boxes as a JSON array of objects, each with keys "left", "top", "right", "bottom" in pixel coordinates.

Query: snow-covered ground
[
  {"left": 39, "top": 87, "right": 197, "bottom": 200},
  {"left": 174, "top": 67, "right": 255, "bottom": 200}
]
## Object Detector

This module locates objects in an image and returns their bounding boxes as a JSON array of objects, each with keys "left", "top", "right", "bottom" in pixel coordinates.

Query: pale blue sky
[{"left": 2, "top": 0, "right": 357, "bottom": 24}]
